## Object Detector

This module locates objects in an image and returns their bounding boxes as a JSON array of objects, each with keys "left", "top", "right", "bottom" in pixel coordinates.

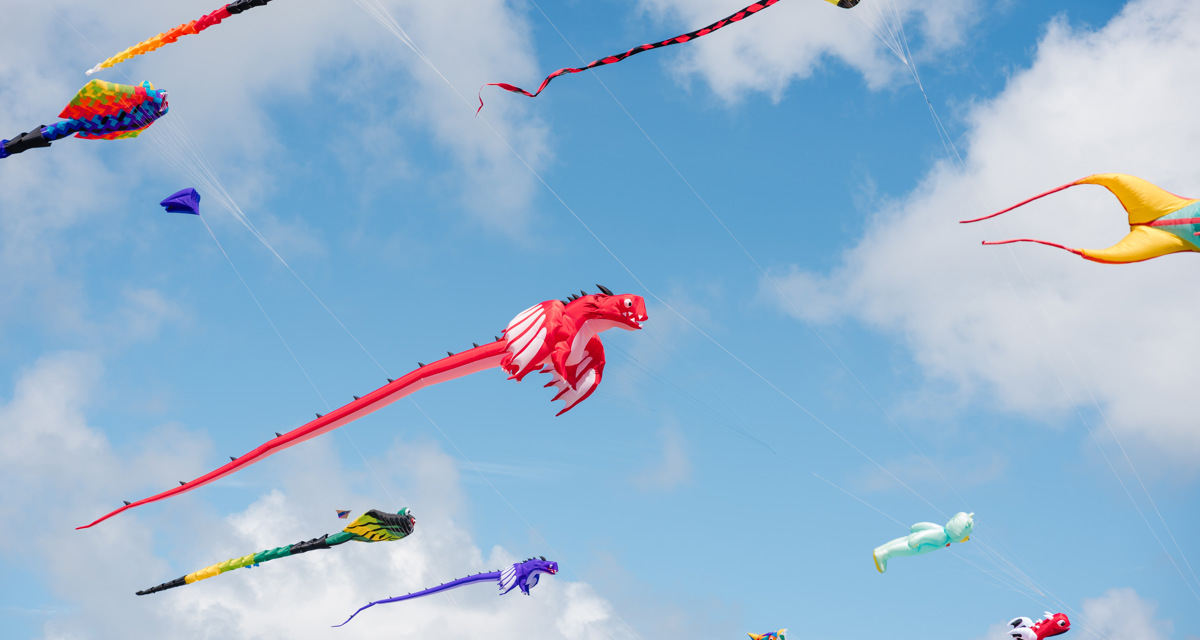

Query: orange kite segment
[{"left": 86, "top": 0, "right": 275, "bottom": 76}]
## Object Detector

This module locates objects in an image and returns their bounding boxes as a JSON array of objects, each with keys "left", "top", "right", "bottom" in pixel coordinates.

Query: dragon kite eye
[
  {"left": 1057, "top": 621, "right": 1066, "bottom": 627},
  {"left": 623, "top": 298, "right": 632, "bottom": 308}
]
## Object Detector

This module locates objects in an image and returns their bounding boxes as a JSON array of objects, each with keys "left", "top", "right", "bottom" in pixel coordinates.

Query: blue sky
[{"left": 1, "top": 0, "right": 1197, "bottom": 639}]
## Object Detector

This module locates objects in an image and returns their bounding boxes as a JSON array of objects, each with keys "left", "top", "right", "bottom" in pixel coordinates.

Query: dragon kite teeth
[{"left": 77, "top": 287, "right": 647, "bottom": 530}]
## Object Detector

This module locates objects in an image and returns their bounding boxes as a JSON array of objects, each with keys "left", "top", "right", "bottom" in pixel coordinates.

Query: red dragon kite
[{"left": 78, "top": 286, "right": 647, "bottom": 529}]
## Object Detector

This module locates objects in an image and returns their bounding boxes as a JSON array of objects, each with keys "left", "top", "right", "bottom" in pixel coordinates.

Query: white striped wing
[
  {"left": 504, "top": 303, "right": 551, "bottom": 377},
  {"left": 498, "top": 563, "right": 519, "bottom": 595}
]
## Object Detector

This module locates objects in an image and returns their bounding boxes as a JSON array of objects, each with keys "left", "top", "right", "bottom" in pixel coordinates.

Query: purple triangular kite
[{"left": 160, "top": 188, "right": 200, "bottom": 215}]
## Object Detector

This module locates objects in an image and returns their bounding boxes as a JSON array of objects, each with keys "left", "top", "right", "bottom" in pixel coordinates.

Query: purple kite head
[{"left": 160, "top": 188, "right": 200, "bottom": 215}]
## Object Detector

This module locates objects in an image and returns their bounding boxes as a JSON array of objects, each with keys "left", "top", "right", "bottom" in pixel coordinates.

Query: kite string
[
  {"left": 811, "top": 472, "right": 905, "bottom": 527},
  {"left": 195, "top": 214, "right": 328, "bottom": 409},
  {"left": 606, "top": 333, "right": 779, "bottom": 454},
  {"left": 997, "top": 251, "right": 1200, "bottom": 603}
]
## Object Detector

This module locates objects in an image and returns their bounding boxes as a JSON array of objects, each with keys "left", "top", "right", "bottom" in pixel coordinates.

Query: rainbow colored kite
[
  {"left": 0, "top": 80, "right": 168, "bottom": 159},
  {"left": 961, "top": 174, "right": 1200, "bottom": 264},
  {"left": 86, "top": 0, "right": 275, "bottom": 76}
]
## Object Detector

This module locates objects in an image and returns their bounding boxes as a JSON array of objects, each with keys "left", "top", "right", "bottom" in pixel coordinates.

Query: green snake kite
[{"left": 136, "top": 508, "right": 415, "bottom": 595}]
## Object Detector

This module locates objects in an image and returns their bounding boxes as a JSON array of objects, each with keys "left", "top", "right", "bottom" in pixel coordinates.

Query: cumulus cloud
[
  {"left": 636, "top": 0, "right": 982, "bottom": 100},
  {"left": 1081, "top": 588, "right": 1173, "bottom": 640},
  {"left": 0, "top": 350, "right": 634, "bottom": 639},
  {"left": 970, "top": 621, "right": 1015, "bottom": 640},
  {"left": 762, "top": 0, "right": 1200, "bottom": 461}
]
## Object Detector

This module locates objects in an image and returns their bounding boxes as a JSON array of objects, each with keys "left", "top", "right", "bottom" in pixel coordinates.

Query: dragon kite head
[
  {"left": 519, "top": 556, "right": 558, "bottom": 594},
  {"left": 499, "top": 556, "right": 558, "bottom": 596},
  {"left": 565, "top": 284, "right": 647, "bottom": 331},
  {"left": 57, "top": 80, "right": 169, "bottom": 141},
  {"left": 1010, "top": 613, "right": 1070, "bottom": 640},
  {"left": 501, "top": 286, "right": 646, "bottom": 414},
  {"left": 530, "top": 556, "right": 558, "bottom": 575},
  {"left": 1033, "top": 613, "right": 1071, "bottom": 639},
  {"left": 342, "top": 508, "right": 416, "bottom": 542}
]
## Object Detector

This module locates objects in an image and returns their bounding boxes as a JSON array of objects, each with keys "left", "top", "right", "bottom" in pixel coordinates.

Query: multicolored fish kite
[
  {"left": 961, "top": 174, "right": 1200, "bottom": 264},
  {"left": 77, "top": 286, "right": 647, "bottom": 529},
  {"left": 479, "top": 0, "right": 859, "bottom": 113},
  {"left": 86, "top": 0, "right": 275, "bottom": 76},
  {"left": 160, "top": 188, "right": 201, "bottom": 215},
  {"left": 1009, "top": 613, "right": 1071, "bottom": 640},
  {"left": 136, "top": 508, "right": 415, "bottom": 595},
  {"left": 334, "top": 556, "right": 558, "bottom": 626},
  {"left": 872, "top": 512, "right": 973, "bottom": 573},
  {"left": 0, "top": 81, "right": 168, "bottom": 159},
  {"left": 748, "top": 630, "right": 787, "bottom": 640}
]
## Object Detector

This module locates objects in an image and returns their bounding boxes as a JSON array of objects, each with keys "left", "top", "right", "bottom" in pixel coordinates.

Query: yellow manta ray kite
[{"left": 961, "top": 173, "right": 1200, "bottom": 264}]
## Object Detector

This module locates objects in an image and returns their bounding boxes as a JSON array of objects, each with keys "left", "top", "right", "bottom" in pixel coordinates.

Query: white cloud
[
  {"left": 0, "top": 350, "right": 636, "bottom": 639},
  {"left": 348, "top": 0, "right": 553, "bottom": 231},
  {"left": 636, "top": 0, "right": 982, "bottom": 101},
  {"left": 969, "top": 621, "right": 1014, "bottom": 640},
  {"left": 763, "top": 0, "right": 1200, "bottom": 462},
  {"left": 1081, "top": 588, "right": 1173, "bottom": 640}
]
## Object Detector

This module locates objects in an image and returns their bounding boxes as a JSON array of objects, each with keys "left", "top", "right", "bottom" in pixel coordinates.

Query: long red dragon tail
[{"left": 77, "top": 341, "right": 507, "bottom": 530}]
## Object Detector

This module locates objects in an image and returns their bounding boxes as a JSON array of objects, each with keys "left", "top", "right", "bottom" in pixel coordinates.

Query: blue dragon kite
[{"left": 334, "top": 556, "right": 559, "bottom": 626}]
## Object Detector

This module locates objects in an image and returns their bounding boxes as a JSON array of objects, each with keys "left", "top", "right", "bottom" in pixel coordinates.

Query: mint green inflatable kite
[{"left": 873, "top": 512, "right": 973, "bottom": 573}]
